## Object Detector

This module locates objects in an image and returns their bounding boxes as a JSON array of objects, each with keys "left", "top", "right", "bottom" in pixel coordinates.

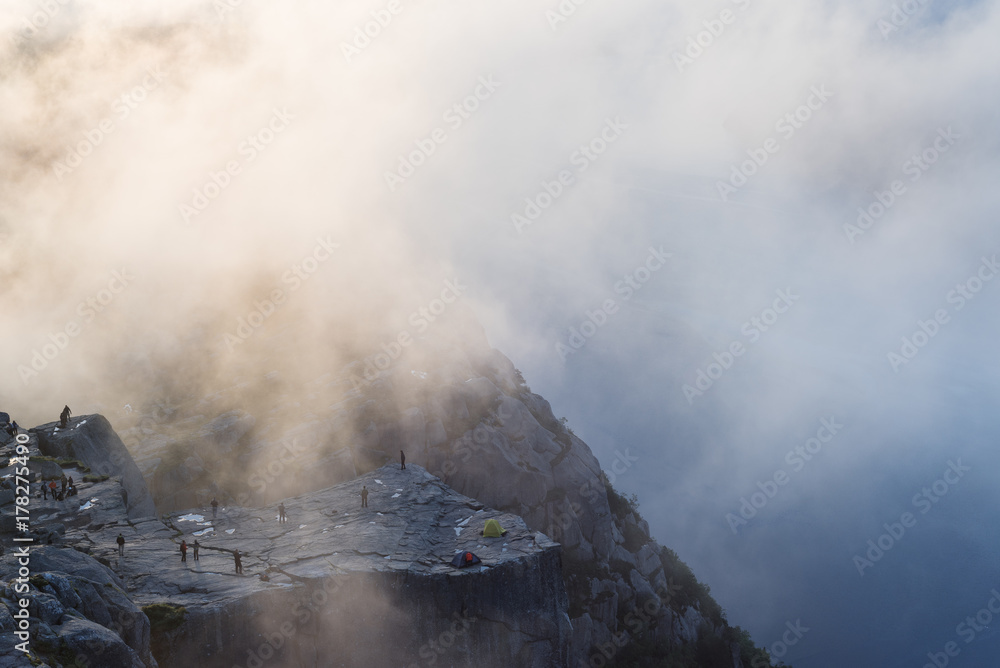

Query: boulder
[{"left": 32, "top": 415, "right": 156, "bottom": 519}]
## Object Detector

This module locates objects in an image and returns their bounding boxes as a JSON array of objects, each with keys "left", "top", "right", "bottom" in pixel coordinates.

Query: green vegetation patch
[
  {"left": 604, "top": 473, "right": 640, "bottom": 520},
  {"left": 142, "top": 603, "right": 188, "bottom": 633},
  {"left": 622, "top": 522, "right": 650, "bottom": 553},
  {"left": 34, "top": 455, "right": 90, "bottom": 471}
]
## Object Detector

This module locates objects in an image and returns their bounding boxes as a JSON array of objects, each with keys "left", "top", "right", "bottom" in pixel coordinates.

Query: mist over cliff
[{"left": 3, "top": 0, "right": 1000, "bottom": 666}]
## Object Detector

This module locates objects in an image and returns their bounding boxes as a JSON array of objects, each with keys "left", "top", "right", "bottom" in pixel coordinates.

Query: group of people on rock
[
  {"left": 117, "top": 535, "right": 244, "bottom": 575},
  {"left": 116, "top": 533, "right": 246, "bottom": 575},
  {"left": 40, "top": 474, "right": 77, "bottom": 501},
  {"left": 141, "top": 449, "right": 413, "bottom": 578},
  {"left": 173, "top": 539, "right": 242, "bottom": 574},
  {"left": 1, "top": 419, "right": 19, "bottom": 439}
]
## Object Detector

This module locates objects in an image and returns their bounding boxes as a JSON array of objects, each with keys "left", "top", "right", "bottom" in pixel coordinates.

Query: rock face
[
  {"left": 32, "top": 415, "right": 156, "bottom": 520},
  {"left": 0, "top": 546, "right": 157, "bottom": 668},
  {"left": 105, "top": 318, "right": 764, "bottom": 667},
  {"left": 2, "top": 316, "right": 775, "bottom": 666},
  {"left": 1, "top": 422, "right": 570, "bottom": 667},
  {"left": 122, "top": 463, "right": 571, "bottom": 668},
  {"left": 0, "top": 429, "right": 157, "bottom": 668}
]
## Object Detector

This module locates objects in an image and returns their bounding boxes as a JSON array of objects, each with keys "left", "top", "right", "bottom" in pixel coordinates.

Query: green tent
[{"left": 482, "top": 519, "right": 507, "bottom": 537}]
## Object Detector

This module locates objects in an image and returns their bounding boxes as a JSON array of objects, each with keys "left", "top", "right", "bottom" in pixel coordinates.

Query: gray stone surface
[
  {"left": 0, "top": 545, "right": 156, "bottom": 668},
  {"left": 32, "top": 415, "right": 156, "bottom": 520},
  {"left": 1, "top": 420, "right": 570, "bottom": 668},
  {"left": 113, "top": 463, "right": 570, "bottom": 668},
  {"left": 0, "top": 319, "right": 755, "bottom": 666}
]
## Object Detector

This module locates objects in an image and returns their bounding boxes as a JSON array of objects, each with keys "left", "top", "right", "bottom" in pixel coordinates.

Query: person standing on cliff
[
  {"left": 180, "top": 540, "right": 188, "bottom": 563},
  {"left": 233, "top": 549, "right": 243, "bottom": 574},
  {"left": 59, "top": 406, "right": 71, "bottom": 428},
  {"left": 41, "top": 480, "right": 47, "bottom": 500},
  {"left": 117, "top": 534, "right": 125, "bottom": 557},
  {"left": 278, "top": 503, "right": 286, "bottom": 523},
  {"left": 193, "top": 540, "right": 200, "bottom": 561},
  {"left": 400, "top": 450, "right": 406, "bottom": 470},
  {"left": 60, "top": 474, "right": 67, "bottom": 495},
  {"left": 211, "top": 497, "right": 219, "bottom": 519},
  {"left": 361, "top": 485, "right": 368, "bottom": 508}
]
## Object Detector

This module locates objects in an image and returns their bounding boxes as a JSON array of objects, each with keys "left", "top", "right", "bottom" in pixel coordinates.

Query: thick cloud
[{"left": 2, "top": 0, "right": 999, "bottom": 665}]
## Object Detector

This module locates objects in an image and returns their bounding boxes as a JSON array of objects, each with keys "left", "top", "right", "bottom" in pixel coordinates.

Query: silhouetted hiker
[
  {"left": 180, "top": 540, "right": 188, "bottom": 563},
  {"left": 400, "top": 450, "right": 406, "bottom": 469},
  {"left": 361, "top": 485, "right": 368, "bottom": 508},
  {"left": 193, "top": 540, "right": 200, "bottom": 561},
  {"left": 59, "top": 406, "right": 71, "bottom": 428},
  {"left": 6, "top": 422, "right": 16, "bottom": 437},
  {"left": 60, "top": 474, "right": 67, "bottom": 495},
  {"left": 41, "top": 482, "right": 47, "bottom": 500},
  {"left": 117, "top": 534, "right": 125, "bottom": 557},
  {"left": 233, "top": 549, "right": 243, "bottom": 574},
  {"left": 211, "top": 497, "right": 219, "bottom": 519},
  {"left": 278, "top": 503, "right": 286, "bottom": 523},
  {"left": 67, "top": 476, "right": 74, "bottom": 491}
]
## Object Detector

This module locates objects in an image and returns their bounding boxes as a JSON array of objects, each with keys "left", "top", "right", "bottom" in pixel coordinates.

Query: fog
[{"left": 2, "top": 0, "right": 999, "bottom": 665}]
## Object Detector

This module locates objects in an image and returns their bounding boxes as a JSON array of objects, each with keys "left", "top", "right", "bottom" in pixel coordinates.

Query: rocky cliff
[
  {"left": 0, "top": 420, "right": 572, "bottom": 667},
  {"left": 0, "top": 310, "right": 779, "bottom": 667},
  {"left": 0, "top": 427, "right": 157, "bottom": 668},
  {"left": 92, "top": 318, "right": 777, "bottom": 667}
]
